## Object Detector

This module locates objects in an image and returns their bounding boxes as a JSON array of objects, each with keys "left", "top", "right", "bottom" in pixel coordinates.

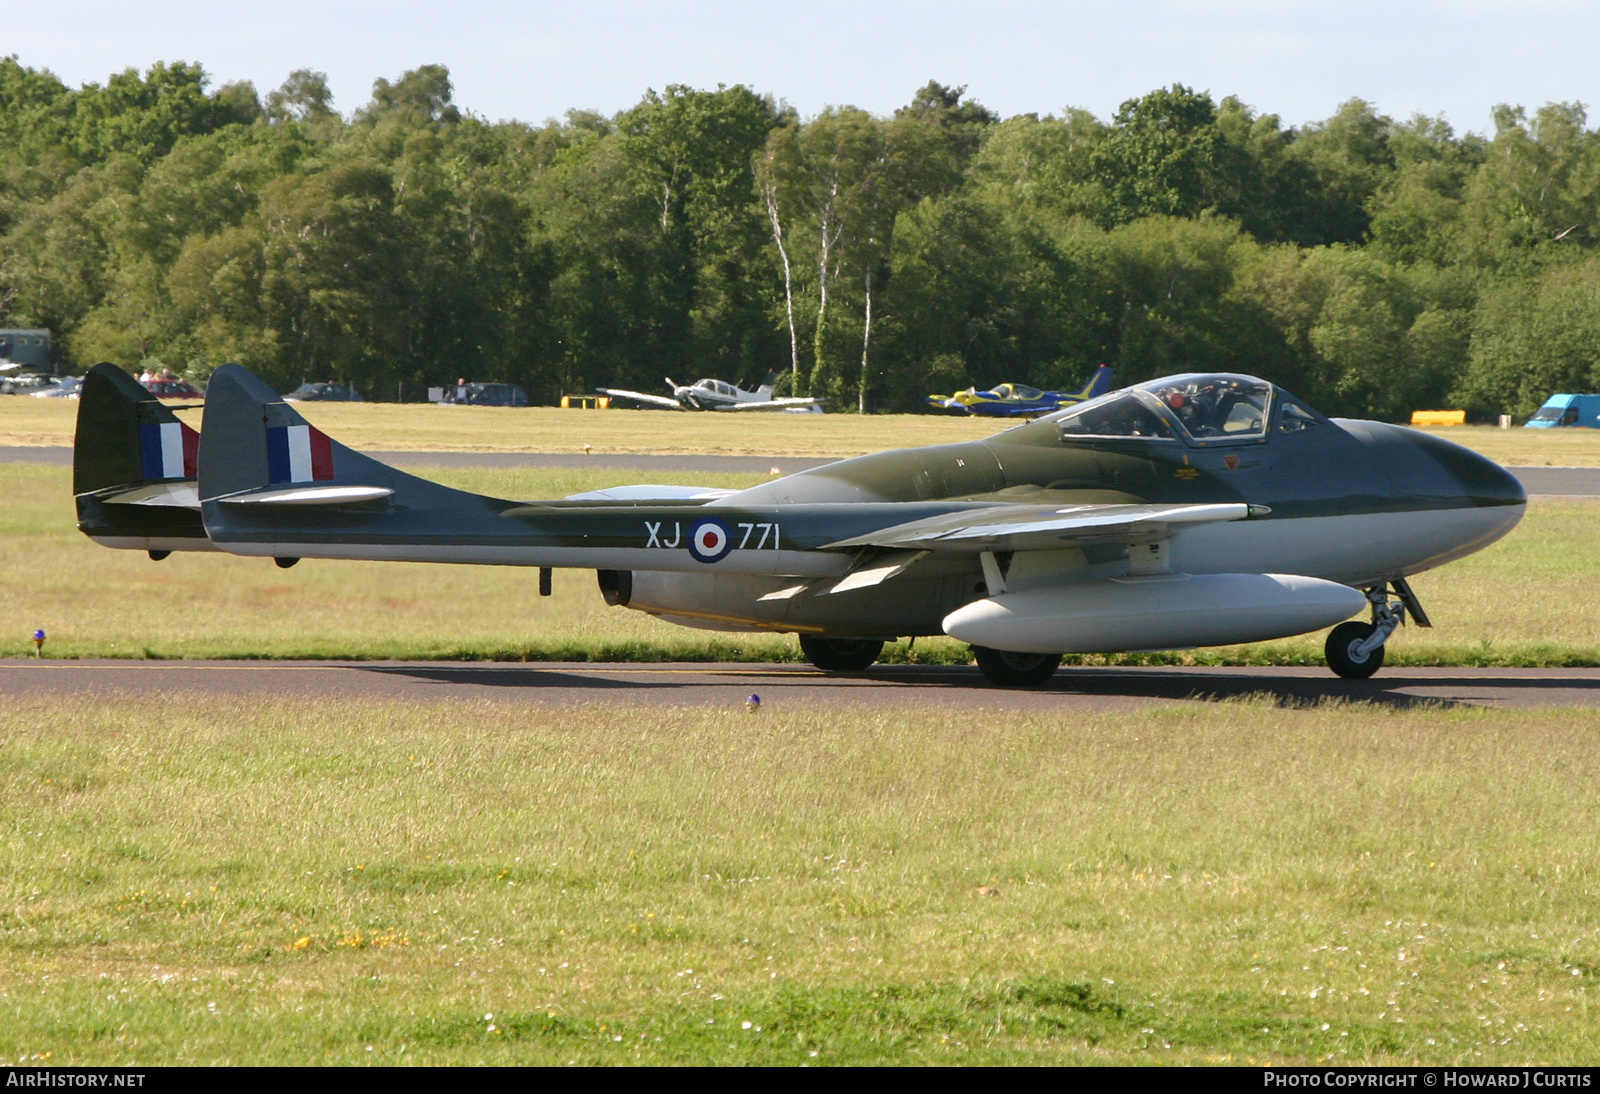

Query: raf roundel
[{"left": 687, "top": 518, "right": 734, "bottom": 563}]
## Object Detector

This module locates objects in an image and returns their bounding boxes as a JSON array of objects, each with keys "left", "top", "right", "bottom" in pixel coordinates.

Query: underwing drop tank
[{"left": 942, "top": 573, "right": 1368, "bottom": 655}]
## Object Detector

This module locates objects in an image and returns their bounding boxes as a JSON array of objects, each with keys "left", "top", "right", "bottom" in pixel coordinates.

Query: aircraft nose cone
[{"left": 1401, "top": 429, "right": 1526, "bottom": 507}]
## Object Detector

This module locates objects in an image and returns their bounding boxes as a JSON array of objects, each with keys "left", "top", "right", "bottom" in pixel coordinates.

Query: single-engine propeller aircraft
[
  {"left": 597, "top": 370, "right": 824, "bottom": 412},
  {"left": 927, "top": 365, "right": 1115, "bottom": 417},
  {"left": 73, "top": 364, "right": 1525, "bottom": 685}
]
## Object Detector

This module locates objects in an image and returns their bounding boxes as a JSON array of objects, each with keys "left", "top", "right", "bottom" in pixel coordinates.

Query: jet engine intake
[{"left": 942, "top": 572, "right": 1368, "bottom": 655}]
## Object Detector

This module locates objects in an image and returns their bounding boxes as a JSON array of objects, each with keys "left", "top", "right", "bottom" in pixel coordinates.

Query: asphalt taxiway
[{"left": 2, "top": 660, "right": 1598, "bottom": 712}]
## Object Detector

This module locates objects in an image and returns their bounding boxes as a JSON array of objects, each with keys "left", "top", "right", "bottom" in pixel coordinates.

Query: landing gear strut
[
  {"left": 798, "top": 634, "right": 885, "bottom": 672},
  {"left": 972, "top": 646, "right": 1062, "bottom": 687},
  {"left": 1324, "top": 578, "right": 1430, "bottom": 679}
]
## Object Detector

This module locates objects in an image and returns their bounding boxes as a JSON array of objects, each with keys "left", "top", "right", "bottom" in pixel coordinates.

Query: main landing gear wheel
[
  {"left": 973, "top": 646, "right": 1063, "bottom": 687},
  {"left": 1325, "top": 620, "right": 1384, "bottom": 679},
  {"left": 799, "top": 635, "right": 884, "bottom": 672}
]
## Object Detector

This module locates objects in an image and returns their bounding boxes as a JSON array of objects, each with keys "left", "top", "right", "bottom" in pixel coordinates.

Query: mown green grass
[
  {"left": 0, "top": 461, "right": 1593, "bottom": 665},
  {"left": 0, "top": 694, "right": 1596, "bottom": 1065}
]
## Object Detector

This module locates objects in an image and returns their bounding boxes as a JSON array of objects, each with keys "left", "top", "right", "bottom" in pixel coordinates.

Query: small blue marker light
[
  {"left": 745, "top": 693, "right": 761, "bottom": 713},
  {"left": 32, "top": 629, "right": 45, "bottom": 658}
]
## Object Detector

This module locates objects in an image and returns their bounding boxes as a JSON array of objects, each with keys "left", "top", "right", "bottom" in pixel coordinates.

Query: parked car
[
  {"left": 440, "top": 381, "right": 528, "bottom": 407},
  {"left": 141, "top": 378, "right": 203, "bottom": 399},
  {"left": 284, "top": 382, "right": 363, "bottom": 402}
]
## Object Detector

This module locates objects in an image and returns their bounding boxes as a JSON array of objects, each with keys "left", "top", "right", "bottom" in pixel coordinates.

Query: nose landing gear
[{"left": 1325, "top": 578, "right": 1429, "bottom": 679}]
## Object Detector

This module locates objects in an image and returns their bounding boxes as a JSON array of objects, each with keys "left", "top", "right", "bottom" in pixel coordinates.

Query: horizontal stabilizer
[
  {"left": 218, "top": 484, "right": 397, "bottom": 506},
  {"left": 100, "top": 482, "right": 201, "bottom": 509}
]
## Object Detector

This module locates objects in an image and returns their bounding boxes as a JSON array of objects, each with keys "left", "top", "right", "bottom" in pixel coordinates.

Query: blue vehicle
[
  {"left": 927, "top": 365, "right": 1114, "bottom": 418},
  {"left": 1525, "top": 394, "right": 1600, "bottom": 428}
]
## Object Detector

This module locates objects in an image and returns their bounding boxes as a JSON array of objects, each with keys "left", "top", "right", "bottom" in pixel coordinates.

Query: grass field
[
  {"left": 0, "top": 694, "right": 1596, "bottom": 1065},
  {"left": 0, "top": 461, "right": 1594, "bottom": 665},
  {"left": 3, "top": 396, "right": 1599, "bottom": 464}
]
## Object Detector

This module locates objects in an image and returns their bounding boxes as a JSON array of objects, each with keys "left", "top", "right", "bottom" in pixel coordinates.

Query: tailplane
[{"left": 73, "top": 363, "right": 211, "bottom": 557}]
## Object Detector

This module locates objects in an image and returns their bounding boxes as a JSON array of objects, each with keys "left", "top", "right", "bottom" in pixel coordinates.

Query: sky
[{"left": 4, "top": 0, "right": 1598, "bottom": 134}]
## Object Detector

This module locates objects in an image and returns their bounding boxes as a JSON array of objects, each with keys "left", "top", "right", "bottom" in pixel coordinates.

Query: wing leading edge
[
  {"left": 823, "top": 502, "right": 1267, "bottom": 554},
  {"left": 594, "top": 388, "right": 687, "bottom": 410}
]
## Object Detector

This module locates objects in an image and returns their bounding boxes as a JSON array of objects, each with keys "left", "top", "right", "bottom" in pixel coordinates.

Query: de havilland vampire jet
[
  {"left": 597, "top": 370, "right": 824, "bottom": 412},
  {"left": 72, "top": 363, "right": 1525, "bottom": 685}
]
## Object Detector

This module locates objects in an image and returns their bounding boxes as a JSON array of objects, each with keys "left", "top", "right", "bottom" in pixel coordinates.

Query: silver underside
[
  {"left": 90, "top": 536, "right": 219, "bottom": 553},
  {"left": 626, "top": 505, "right": 1527, "bottom": 637}
]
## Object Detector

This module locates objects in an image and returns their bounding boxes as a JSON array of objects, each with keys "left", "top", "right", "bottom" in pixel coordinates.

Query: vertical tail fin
[
  {"left": 1082, "top": 364, "right": 1113, "bottom": 400},
  {"left": 73, "top": 363, "right": 211, "bottom": 554}
]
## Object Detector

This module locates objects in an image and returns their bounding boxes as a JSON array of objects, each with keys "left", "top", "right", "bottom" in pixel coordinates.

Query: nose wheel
[
  {"left": 1325, "top": 578, "right": 1430, "bottom": 679},
  {"left": 1325, "top": 620, "right": 1384, "bottom": 679}
]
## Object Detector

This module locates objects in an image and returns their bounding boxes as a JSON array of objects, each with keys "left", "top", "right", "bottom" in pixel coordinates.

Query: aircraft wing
[
  {"left": 823, "top": 502, "right": 1264, "bottom": 554},
  {"left": 595, "top": 388, "right": 686, "bottom": 411},
  {"left": 563, "top": 484, "right": 736, "bottom": 502},
  {"left": 714, "top": 397, "right": 825, "bottom": 411}
]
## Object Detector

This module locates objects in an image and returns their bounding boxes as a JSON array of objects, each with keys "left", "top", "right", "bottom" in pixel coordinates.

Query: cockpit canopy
[
  {"left": 993, "top": 383, "right": 1043, "bottom": 401},
  {"left": 1047, "top": 373, "right": 1319, "bottom": 445}
]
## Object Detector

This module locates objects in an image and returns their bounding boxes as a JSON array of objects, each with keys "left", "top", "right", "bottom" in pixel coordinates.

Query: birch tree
[
  {"left": 762, "top": 108, "right": 883, "bottom": 399},
  {"left": 755, "top": 135, "right": 801, "bottom": 394}
]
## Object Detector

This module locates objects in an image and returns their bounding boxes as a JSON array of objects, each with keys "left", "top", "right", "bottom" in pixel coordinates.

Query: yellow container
[{"left": 1410, "top": 410, "right": 1467, "bottom": 426}]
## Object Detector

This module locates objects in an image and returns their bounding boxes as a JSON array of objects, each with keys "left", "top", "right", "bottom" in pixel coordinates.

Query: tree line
[{"left": 2, "top": 57, "right": 1599, "bottom": 419}]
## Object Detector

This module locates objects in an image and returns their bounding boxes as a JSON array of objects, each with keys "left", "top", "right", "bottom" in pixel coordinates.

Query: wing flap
[
  {"left": 823, "top": 502, "right": 1262, "bottom": 553},
  {"left": 822, "top": 550, "right": 929, "bottom": 594}
]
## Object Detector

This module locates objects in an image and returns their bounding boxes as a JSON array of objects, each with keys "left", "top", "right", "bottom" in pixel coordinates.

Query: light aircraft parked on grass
[
  {"left": 73, "top": 363, "right": 1524, "bottom": 685},
  {"left": 597, "top": 370, "right": 824, "bottom": 412},
  {"left": 927, "top": 365, "right": 1115, "bottom": 418}
]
